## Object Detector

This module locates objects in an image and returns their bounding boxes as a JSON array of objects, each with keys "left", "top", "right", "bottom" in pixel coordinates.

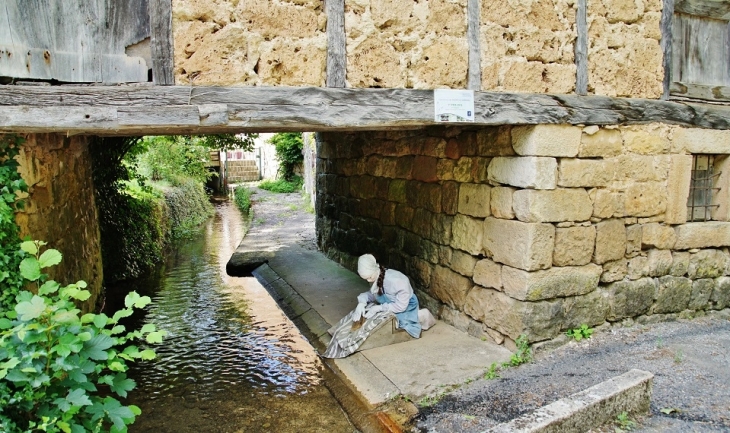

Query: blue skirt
[{"left": 376, "top": 293, "right": 421, "bottom": 338}]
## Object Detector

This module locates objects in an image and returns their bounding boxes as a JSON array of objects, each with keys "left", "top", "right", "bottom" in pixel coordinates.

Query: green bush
[
  {"left": 161, "top": 179, "right": 215, "bottom": 240},
  {"left": 268, "top": 133, "right": 303, "bottom": 181},
  {"left": 233, "top": 186, "right": 252, "bottom": 215},
  {"left": 258, "top": 177, "right": 303, "bottom": 194},
  {"left": 0, "top": 241, "right": 165, "bottom": 433},
  {"left": 0, "top": 134, "right": 27, "bottom": 312}
]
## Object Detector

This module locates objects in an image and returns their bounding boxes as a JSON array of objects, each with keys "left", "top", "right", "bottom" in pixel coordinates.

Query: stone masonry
[
  {"left": 12, "top": 134, "right": 104, "bottom": 312},
  {"left": 316, "top": 125, "right": 730, "bottom": 348},
  {"left": 172, "top": 0, "right": 664, "bottom": 97}
]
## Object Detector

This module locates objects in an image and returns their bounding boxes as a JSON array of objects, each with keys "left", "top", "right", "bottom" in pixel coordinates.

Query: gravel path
[{"left": 413, "top": 314, "right": 730, "bottom": 432}]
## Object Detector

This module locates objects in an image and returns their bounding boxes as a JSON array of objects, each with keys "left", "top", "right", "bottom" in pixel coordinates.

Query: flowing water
[{"left": 106, "top": 198, "right": 355, "bottom": 433}]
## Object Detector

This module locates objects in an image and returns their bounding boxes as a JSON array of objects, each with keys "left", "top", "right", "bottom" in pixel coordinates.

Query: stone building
[{"left": 2, "top": 0, "right": 729, "bottom": 346}]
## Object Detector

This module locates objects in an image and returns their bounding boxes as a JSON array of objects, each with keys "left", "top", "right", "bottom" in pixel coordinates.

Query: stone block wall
[
  {"left": 316, "top": 125, "right": 730, "bottom": 347},
  {"left": 13, "top": 134, "right": 104, "bottom": 312}
]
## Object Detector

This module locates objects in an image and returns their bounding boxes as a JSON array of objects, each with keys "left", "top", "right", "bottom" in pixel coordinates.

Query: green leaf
[
  {"left": 129, "top": 405, "right": 142, "bottom": 416},
  {"left": 112, "top": 308, "right": 133, "bottom": 322},
  {"left": 53, "top": 309, "right": 80, "bottom": 324},
  {"left": 124, "top": 292, "right": 141, "bottom": 309},
  {"left": 15, "top": 295, "right": 46, "bottom": 320},
  {"left": 56, "top": 421, "right": 72, "bottom": 433},
  {"left": 39, "top": 280, "right": 61, "bottom": 296},
  {"left": 139, "top": 349, "right": 157, "bottom": 360},
  {"left": 20, "top": 240, "right": 38, "bottom": 255},
  {"left": 109, "top": 374, "right": 136, "bottom": 397},
  {"left": 0, "top": 317, "right": 13, "bottom": 329},
  {"left": 66, "top": 388, "right": 93, "bottom": 407},
  {"left": 140, "top": 323, "right": 156, "bottom": 334},
  {"left": 93, "top": 314, "right": 109, "bottom": 329},
  {"left": 133, "top": 295, "right": 151, "bottom": 309},
  {"left": 19, "top": 257, "right": 41, "bottom": 281},
  {"left": 81, "top": 334, "right": 115, "bottom": 360},
  {"left": 109, "top": 361, "right": 125, "bottom": 372},
  {"left": 146, "top": 330, "right": 166, "bottom": 344},
  {"left": 38, "top": 249, "right": 62, "bottom": 268}
]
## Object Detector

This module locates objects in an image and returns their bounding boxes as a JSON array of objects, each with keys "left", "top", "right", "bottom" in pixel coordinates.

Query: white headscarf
[{"left": 357, "top": 254, "right": 379, "bottom": 282}]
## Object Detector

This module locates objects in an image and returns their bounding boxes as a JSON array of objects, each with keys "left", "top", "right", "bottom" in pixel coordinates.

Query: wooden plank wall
[{"left": 0, "top": 0, "right": 152, "bottom": 83}]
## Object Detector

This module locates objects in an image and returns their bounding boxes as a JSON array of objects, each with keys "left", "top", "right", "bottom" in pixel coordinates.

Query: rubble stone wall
[
  {"left": 316, "top": 125, "right": 730, "bottom": 347},
  {"left": 172, "top": 0, "right": 327, "bottom": 86},
  {"left": 172, "top": 0, "right": 665, "bottom": 98},
  {"left": 13, "top": 134, "right": 104, "bottom": 312}
]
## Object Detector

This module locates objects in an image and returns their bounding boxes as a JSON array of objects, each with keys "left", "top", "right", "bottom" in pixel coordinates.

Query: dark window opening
[{"left": 687, "top": 154, "right": 721, "bottom": 221}]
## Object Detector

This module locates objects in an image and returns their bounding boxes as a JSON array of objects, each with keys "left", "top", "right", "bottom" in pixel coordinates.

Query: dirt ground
[{"left": 243, "top": 186, "right": 730, "bottom": 433}]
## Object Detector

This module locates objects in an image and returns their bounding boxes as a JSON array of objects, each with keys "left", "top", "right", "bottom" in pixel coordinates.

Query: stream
[{"left": 105, "top": 198, "right": 355, "bottom": 432}]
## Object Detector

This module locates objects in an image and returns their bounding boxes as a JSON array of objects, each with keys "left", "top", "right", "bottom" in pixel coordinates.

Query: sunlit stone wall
[{"left": 316, "top": 125, "right": 730, "bottom": 348}]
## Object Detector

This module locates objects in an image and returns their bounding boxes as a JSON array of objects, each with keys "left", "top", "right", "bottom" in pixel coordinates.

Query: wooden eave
[{"left": 1, "top": 85, "right": 729, "bottom": 136}]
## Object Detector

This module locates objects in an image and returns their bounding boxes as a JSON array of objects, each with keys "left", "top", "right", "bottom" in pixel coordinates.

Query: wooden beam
[
  {"left": 148, "top": 0, "right": 175, "bottom": 85},
  {"left": 326, "top": 0, "right": 346, "bottom": 88},
  {"left": 675, "top": 0, "right": 730, "bottom": 19},
  {"left": 575, "top": 0, "right": 588, "bottom": 95},
  {"left": 661, "top": 0, "right": 675, "bottom": 100},
  {"left": 467, "top": 0, "right": 481, "bottom": 91},
  {"left": 671, "top": 81, "right": 730, "bottom": 102},
  {"left": 0, "top": 85, "right": 729, "bottom": 135}
]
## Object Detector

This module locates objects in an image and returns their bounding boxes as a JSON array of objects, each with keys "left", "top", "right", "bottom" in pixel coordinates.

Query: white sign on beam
[{"left": 434, "top": 89, "right": 475, "bottom": 123}]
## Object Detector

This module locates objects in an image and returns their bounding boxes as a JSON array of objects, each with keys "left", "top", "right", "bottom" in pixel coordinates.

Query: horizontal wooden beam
[
  {"left": 671, "top": 81, "right": 730, "bottom": 103},
  {"left": 0, "top": 85, "right": 729, "bottom": 135}
]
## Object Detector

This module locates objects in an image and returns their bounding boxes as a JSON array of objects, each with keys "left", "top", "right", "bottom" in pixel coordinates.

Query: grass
[
  {"left": 258, "top": 176, "right": 303, "bottom": 193},
  {"left": 233, "top": 186, "right": 252, "bottom": 215}
]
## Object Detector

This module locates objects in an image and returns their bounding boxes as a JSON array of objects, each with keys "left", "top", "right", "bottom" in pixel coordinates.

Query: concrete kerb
[{"left": 487, "top": 369, "right": 654, "bottom": 433}]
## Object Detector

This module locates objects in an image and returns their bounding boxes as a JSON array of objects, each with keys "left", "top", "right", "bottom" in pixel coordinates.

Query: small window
[{"left": 687, "top": 154, "right": 721, "bottom": 221}]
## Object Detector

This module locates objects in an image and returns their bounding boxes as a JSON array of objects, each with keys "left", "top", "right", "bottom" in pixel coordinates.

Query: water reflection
[{"left": 107, "top": 199, "right": 353, "bottom": 432}]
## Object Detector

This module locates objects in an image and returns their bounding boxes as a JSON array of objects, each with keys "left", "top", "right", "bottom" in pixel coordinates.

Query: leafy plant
[
  {"left": 268, "top": 133, "right": 303, "bottom": 181},
  {"left": 484, "top": 362, "right": 500, "bottom": 380},
  {"left": 258, "top": 177, "right": 303, "bottom": 194},
  {"left": 566, "top": 324, "right": 594, "bottom": 341},
  {"left": 0, "top": 134, "right": 28, "bottom": 311},
  {"left": 503, "top": 335, "right": 532, "bottom": 367},
  {"left": 674, "top": 349, "right": 684, "bottom": 363},
  {"left": 0, "top": 240, "right": 166, "bottom": 433},
  {"left": 615, "top": 411, "right": 636, "bottom": 432}
]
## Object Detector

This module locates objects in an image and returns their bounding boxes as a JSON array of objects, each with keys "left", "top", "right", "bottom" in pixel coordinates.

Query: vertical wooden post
[
  {"left": 575, "top": 0, "right": 588, "bottom": 95},
  {"left": 467, "top": 0, "right": 481, "bottom": 90},
  {"left": 326, "top": 0, "right": 346, "bottom": 88},
  {"left": 661, "top": 0, "right": 675, "bottom": 100},
  {"left": 149, "top": 0, "right": 175, "bottom": 85}
]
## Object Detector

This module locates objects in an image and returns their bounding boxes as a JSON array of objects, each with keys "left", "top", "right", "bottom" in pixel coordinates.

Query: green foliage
[
  {"left": 91, "top": 137, "right": 214, "bottom": 283},
  {"left": 503, "top": 335, "right": 532, "bottom": 367},
  {"left": 615, "top": 411, "right": 636, "bottom": 432},
  {"left": 0, "top": 241, "right": 166, "bottom": 433},
  {"left": 566, "top": 324, "right": 594, "bottom": 341},
  {"left": 161, "top": 179, "right": 215, "bottom": 240},
  {"left": 0, "top": 134, "right": 28, "bottom": 312},
  {"left": 133, "top": 136, "right": 213, "bottom": 185},
  {"left": 268, "top": 133, "right": 303, "bottom": 181},
  {"left": 233, "top": 186, "right": 252, "bottom": 215},
  {"left": 258, "top": 176, "right": 303, "bottom": 194},
  {"left": 484, "top": 362, "right": 500, "bottom": 380}
]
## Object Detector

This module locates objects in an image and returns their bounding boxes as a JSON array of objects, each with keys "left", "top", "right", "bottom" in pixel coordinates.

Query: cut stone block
[
  {"left": 513, "top": 188, "right": 593, "bottom": 223},
  {"left": 558, "top": 159, "right": 615, "bottom": 187},
  {"left": 594, "top": 219, "right": 627, "bottom": 264},
  {"left": 451, "top": 214, "right": 485, "bottom": 255},
  {"left": 554, "top": 225, "right": 596, "bottom": 266},
  {"left": 512, "top": 124, "right": 582, "bottom": 157},
  {"left": 483, "top": 217, "right": 555, "bottom": 271},
  {"left": 488, "top": 156, "right": 557, "bottom": 189},
  {"left": 502, "top": 264, "right": 602, "bottom": 301},
  {"left": 458, "top": 183, "right": 492, "bottom": 218},
  {"left": 674, "top": 222, "right": 730, "bottom": 249},
  {"left": 474, "top": 258, "right": 502, "bottom": 290}
]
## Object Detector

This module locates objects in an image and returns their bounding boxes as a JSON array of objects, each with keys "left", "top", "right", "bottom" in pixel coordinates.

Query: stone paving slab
[{"left": 244, "top": 245, "right": 512, "bottom": 407}]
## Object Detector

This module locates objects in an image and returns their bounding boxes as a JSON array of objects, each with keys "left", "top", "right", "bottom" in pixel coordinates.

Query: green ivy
[
  {"left": 0, "top": 134, "right": 28, "bottom": 312},
  {"left": 162, "top": 179, "right": 214, "bottom": 240},
  {"left": 233, "top": 186, "right": 252, "bottom": 215},
  {"left": 0, "top": 240, "right": 165, "bottom": 433},
  {"left": 268, "top": 133, "right": 303, "bottom": 181}
]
